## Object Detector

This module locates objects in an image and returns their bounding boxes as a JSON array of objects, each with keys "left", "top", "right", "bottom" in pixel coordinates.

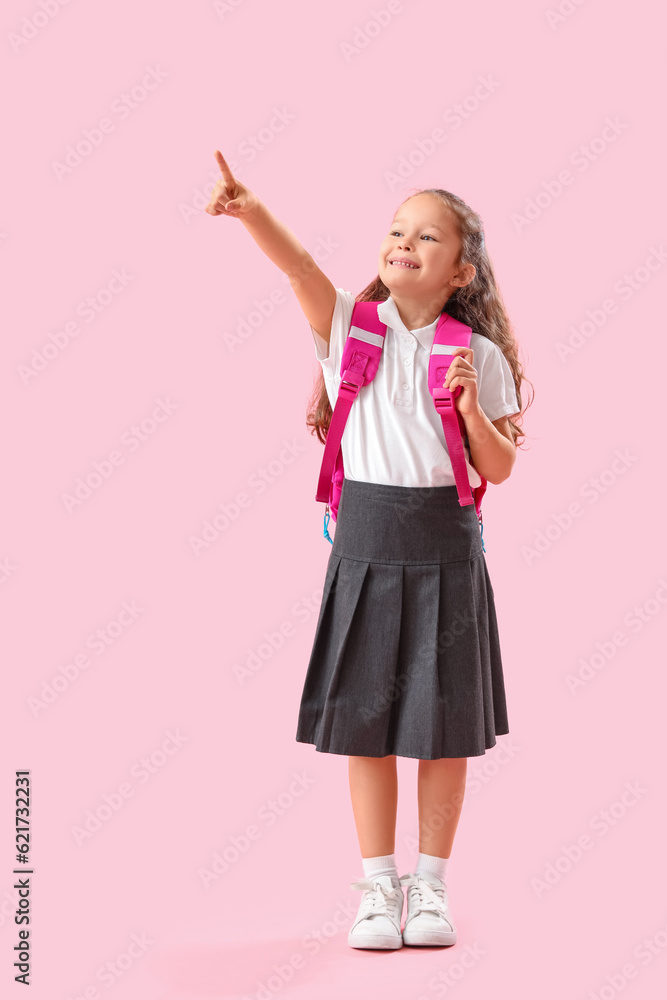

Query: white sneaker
[
  {"left": 400, "top": 871, "right": 457, "bottom": 946},
  {"left": 347, "top": 874, "right": 404, "bottom": 949}
]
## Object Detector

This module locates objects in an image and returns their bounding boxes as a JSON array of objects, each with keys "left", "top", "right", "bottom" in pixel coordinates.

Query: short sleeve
[
  {"left": 474, "top": 336, "right": 520, "bottom": 422},
  {"left": 311, "top": 287, "right": 356, "bottom": 377}
]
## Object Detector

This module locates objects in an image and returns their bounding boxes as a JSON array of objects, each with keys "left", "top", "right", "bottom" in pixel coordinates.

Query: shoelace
[
  {"left": 399, "top": 873, "right": 452, "bottom": 923},
  {"left": 349, "top": 878, "right": 403, "bottom": 929}
]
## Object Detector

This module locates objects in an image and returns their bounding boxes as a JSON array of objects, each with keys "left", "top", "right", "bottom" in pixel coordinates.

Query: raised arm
[{"left": 207, "top": 150, "right": 336, "bottom": 343}]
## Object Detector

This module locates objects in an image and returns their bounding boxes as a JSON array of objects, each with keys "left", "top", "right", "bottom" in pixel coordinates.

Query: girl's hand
[
  {"left": 443, "top": 347, "right": 481, "bottom": 418},
  {"left": 205, "top": 150, "right": 259, "bottom": 217}
]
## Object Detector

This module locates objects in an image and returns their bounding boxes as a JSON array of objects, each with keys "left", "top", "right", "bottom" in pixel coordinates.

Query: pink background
[{"left": 2, "top": 0, "right": 666, "bottom": 997}]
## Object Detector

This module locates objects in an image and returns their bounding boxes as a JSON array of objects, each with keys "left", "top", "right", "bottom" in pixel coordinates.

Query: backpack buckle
[
  {"left": 431, "top": 386, "right": 454, "bottom": 411},
  {"left": 339, "top": 368, "right": 365, "bottom": 399}
]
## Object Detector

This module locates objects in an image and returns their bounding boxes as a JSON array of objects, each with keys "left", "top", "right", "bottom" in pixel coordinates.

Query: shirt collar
[{"left": 376, "top": 295, "right": 439, "bottom": 351}]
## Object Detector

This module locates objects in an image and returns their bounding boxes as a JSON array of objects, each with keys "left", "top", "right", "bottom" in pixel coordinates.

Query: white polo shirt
[{"left": 311, "top": 288, "right": 520, "bottom": 488}]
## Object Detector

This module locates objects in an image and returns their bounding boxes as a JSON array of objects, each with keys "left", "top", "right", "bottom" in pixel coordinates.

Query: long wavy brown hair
[{"left": 306, "top": 187, "right": 534, "bottom": 449}]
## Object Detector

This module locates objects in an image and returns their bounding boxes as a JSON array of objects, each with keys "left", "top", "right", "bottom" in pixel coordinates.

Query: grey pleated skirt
[{"left": 295, "top": 477, "right": 509, "bottom": 759}]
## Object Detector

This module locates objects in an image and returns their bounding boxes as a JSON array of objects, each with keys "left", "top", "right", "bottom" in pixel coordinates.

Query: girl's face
[{"left": 378, "top": 193, "right": 472, "bottom": 306}]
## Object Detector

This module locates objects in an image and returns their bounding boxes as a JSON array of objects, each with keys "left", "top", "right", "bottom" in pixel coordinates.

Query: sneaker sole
[
  {"left": 402, "top": 927, "right": 456, "bottom": 947},
  {"left": 348, "top": 930, "right": 403, "bottom": 950}
]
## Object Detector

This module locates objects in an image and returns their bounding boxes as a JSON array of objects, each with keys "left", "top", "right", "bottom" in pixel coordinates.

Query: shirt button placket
[{"left": 402, "top": 336, "right": 414, "bottom": 397}]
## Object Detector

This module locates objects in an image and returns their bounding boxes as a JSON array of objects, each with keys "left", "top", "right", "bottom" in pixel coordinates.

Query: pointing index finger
[{"left": 214, "top": 149, "right": 236, "bottom": 188}]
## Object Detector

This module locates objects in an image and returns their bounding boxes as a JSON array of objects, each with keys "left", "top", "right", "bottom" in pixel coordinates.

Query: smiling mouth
[{"left": 389, "top": 260, "right": 419, "bottom": 269}]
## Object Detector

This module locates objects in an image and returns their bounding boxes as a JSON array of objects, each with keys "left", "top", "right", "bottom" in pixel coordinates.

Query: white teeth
[{"left": 390, "top": 260, "right": 418, "bottom": 268}]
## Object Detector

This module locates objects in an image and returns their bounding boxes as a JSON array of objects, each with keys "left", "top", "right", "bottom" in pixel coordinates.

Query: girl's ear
[{"left": 457, "top": 262, "right": 476, "bottom": 288}]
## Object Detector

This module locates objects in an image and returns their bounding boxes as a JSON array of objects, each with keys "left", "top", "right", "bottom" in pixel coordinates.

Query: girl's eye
[{"left": 390, "top": 231, "right": 436, "bottom": 240}]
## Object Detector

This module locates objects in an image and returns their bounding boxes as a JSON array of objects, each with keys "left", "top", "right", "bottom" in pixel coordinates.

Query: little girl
[{"left": 207, "top": 150, "right": 530, "bottom": 952}]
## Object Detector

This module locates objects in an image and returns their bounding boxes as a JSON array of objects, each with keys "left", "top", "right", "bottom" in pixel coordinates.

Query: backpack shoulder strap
[
  {"left": 315, "top": 300, "right": 387, "bottom": 513},
  {"left": 429, "top": 312, "right": 487, "bottom": 544}
]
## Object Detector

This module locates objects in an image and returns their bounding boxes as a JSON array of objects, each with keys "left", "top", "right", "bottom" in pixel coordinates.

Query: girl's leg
[
  {"left": 348, "top": 755, "right": 398, "bottom": 857},
  {"left": 417, "top": 757, "right": 467, "bottom": 857}
]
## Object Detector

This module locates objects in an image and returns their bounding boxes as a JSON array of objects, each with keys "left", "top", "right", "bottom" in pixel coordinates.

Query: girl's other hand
[
  {"left": 205, "top": 150, "right": 259, "bottom": 217},
  {"left": 444, "top": 347, "right": 480, "bottom": 417}
]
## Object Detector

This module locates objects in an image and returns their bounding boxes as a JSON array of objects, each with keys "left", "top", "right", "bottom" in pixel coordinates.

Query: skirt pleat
[{"left": 295, "top": 478, "right": 510, "bottom": 759}]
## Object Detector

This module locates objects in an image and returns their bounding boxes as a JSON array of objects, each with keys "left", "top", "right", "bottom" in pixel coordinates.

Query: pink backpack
[{"left": 315, "top": 300, "right": 487, "bottom": 548}]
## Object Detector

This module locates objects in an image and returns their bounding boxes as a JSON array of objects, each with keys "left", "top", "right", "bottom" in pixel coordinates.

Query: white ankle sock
[
  {"left": 362, "top": 853, "right": 399, "bottom": 886},
  {"left": 415, "top": 852, "right": 449, "bottom": 883}
]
